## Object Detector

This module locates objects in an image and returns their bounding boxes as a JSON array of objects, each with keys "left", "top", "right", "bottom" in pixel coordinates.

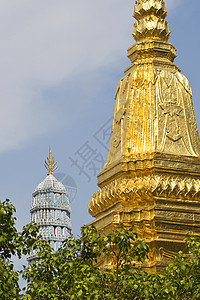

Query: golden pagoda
[{"left": 88, "top": 0, "right": 200, "bottom": 271}]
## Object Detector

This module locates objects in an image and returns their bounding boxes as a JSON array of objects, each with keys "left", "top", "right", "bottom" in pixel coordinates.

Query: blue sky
[{"left": 0, "top": 0, "right": 200, "bottom": 241}]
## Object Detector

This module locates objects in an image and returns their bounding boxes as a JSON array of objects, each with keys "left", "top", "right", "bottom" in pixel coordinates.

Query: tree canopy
[
  {"left": 0, "top": 199, "right": 38, "bottom": 299},
  {"left": 1, "top": 199, "right": 200, "bottom": 299}
]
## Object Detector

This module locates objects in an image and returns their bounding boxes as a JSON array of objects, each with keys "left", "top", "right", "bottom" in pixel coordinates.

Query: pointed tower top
[
  {"left": 133, "top": 0, "right": 170, "bottom": 42},
  {"left": 44, "top": 149, "right": 58, "bottom": 175}
]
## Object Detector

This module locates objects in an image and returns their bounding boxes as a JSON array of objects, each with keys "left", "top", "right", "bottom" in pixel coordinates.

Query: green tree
[
  {"left": 2, "top": 199, "right": 200, "bottom": 299},
  {"left": 22, "top": 226, "right": 149, "bottom": 299},
  {"left": 0, "top": 199, "right": 38, "bottom": 300},
  {"left": 162, "top": 236, "right": 200, "bottom": 299}
]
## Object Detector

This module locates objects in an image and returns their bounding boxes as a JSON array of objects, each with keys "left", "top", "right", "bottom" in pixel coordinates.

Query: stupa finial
[
  {"left": 44, "top": 148, "right": 58, "bottom": 175},
  {"left": 133, "top": 0, "right": 170, "bottom": 42}
]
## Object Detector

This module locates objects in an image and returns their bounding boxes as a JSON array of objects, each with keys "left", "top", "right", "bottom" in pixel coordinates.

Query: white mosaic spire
[{"left": 28, "top": 151, "right": 72, "bottom": 261}]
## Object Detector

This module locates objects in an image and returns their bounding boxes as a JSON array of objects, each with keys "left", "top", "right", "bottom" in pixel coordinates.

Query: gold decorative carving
[
  {"left": 134, "top": 0, "right": 167, "bottom": 20},
  {"left": 89, "top": 175, "right": 200, "bottom": 217},
  {"left": 133, "top": 0, "right": 170, "bottom": 42},
  {"left": 159, "top": 248, "right": 176, "bottom": 259},
  {"left": 113, "top": 107, "right": 126, "bottom": 149},
  {"left": 154, "top": 69, "right": 197, "bottom": 156},
  {"left": 159, "top": 102, "right": 183, "bottom": 142}
]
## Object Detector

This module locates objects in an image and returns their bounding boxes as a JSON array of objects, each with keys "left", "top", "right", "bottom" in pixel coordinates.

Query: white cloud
[
  {"left": 0, "top": 0, "right": 184, "bottom": 153},
  {"left": 0, "top": 0, "right": 134, "bottom": 153}
]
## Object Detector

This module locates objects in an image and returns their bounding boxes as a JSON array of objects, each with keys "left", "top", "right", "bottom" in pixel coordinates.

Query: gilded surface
[
  {"left": 154, "top": 69, "right": 198, "bottom": 156},
  {"left": 104, "top": 66, "right": 199, "bottom": 170},
  {"left": 106, "top": 63, "right": 155, "bottom": 166},
  {"left": 89, "top": 175, "right": 200, "bottom": 217},
  {"left": 133, "top": 0, "right": 170, "bottom": 42},
  {"left": 88, "top": 0, "right": 200, "bottom": 270}
]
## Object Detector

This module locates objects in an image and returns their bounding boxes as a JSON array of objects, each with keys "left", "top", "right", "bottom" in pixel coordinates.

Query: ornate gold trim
[{"left": 89, "top": 175, "right": 200, "bottom": 216}]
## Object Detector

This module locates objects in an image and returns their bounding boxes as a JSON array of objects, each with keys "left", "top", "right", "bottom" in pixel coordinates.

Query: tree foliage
[
  {"left": 21, "top": 226, "right": 149, "bottom": 299},
  {"left": 0, "top": 199, "right": 38, "bottom": 300},
  {"left": 1, "top": 199, "right": 200, "bottom": 299}
]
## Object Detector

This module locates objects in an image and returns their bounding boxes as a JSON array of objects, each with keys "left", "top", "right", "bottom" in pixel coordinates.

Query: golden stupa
[{"left": 88, "top": 0, "right": 200, "bottom": 271}]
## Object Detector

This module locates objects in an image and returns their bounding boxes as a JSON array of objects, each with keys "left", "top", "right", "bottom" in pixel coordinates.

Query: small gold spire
[{"left": 44, "top": 149, "right": 58, "bottom": 175}]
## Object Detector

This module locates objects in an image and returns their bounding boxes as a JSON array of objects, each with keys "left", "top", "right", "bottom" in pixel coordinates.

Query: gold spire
[
  {"left": 132, "top": 0, "right": 170, "bottom": 42},
  {"left": 44, "top": 149, "right": 58, "bottom": 175},
  {"left": 87, "top": 0, "right": 200, "bottom": 271}
]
